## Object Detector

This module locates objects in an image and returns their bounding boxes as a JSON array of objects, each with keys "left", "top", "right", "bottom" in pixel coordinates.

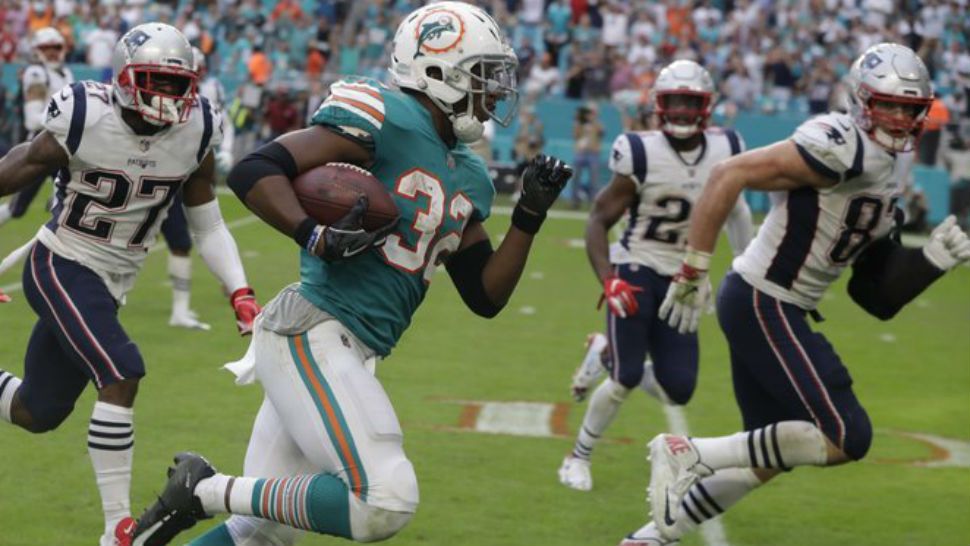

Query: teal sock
[
  {"left": 250, "top": 474, "right": 352, "bottom": 538},
  {"left": 188, "top": 523, "right": 235, "bottom": 545}
]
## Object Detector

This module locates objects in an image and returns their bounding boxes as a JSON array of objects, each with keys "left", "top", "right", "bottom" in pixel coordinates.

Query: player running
[
  {"left": 0, "top": 27, "right": 74, "bottom": 227},
  {"left": 0, "top": 23, "right": 259, "bottom": 546},
  {"left": 621, "top": 43, "right": 970, "bottom": 545},
  {"left": 559, "top": 60, "right": 753, "bottom": 492},
  {"left": 125, "top": 3, "right": 571, "bottom": 546}
]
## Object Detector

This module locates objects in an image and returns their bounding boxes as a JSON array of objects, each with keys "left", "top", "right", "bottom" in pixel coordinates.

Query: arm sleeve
[
  {"left": 790, "top": 114, "right": 863, "bottom": 183},
  {"left": 186, "top": 199, "right": 249, "bottom": 293},
  {"left": 445, "top": 238, "right": 503, "bottom": 318},
  {"left": 43, "top": 82, "right": 84, "bottom": 157},
  {"left": 724, "top": 196, "right": 754, "bottom": 257},
  {"left": 607, "top": 132, "right": 646, "bottom": 187},
  {"left": 847, "top": 219, "right": 944, "bottom": 320},
  {"left": 24, "top": 99, "right": 46, "bottom": 132}
]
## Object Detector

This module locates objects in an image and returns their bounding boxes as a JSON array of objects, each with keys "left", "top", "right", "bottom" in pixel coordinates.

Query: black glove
[
  {"left": 319, "top": 196, "right": 397, "bottom": 262},
  {"left": 517, "top": 154, "right": 573, "bottom": 216}
]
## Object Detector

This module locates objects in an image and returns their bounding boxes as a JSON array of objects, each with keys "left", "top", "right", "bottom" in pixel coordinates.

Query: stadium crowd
[{"left": 1, "top": 0, "right": 968, "bottom": 172}]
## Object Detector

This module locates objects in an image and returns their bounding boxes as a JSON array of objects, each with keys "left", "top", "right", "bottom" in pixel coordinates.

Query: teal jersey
[{"left": 300, "top": 78, "right": 494, "bottom": 357}]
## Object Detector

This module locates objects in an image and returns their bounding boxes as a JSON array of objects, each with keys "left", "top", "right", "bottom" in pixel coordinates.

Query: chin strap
[{"left": 420, "top": 81, "right": 484, "bottom": 143}]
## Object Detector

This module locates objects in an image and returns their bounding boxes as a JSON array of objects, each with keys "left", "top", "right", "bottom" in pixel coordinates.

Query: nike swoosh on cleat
[
  {"left": 123, "top": 521, "right": 135, "bottom": 534},
  {"left": 663, "top": 487, "right": 676, "bottom": 527}
]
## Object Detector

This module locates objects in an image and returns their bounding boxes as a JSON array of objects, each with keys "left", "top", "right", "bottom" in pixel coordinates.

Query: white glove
[
  {"left": 658, "top": 249, "right": 713, "bottom": 334},
  {"left": 216, "top": 150, "right": 234, "bottom": 173},
  {"left": 922, "top": 215, "right": 970, "bottom": 271}
]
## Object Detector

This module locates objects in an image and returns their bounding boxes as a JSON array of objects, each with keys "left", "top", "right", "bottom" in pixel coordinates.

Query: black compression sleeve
[
  {"left": 445, "top": 239, "right": 503, "bottom": 318},
  {"left": 847, "top": 236, "right": 945, "bottom": 320},
  {"left": 227, "top": 141, "right": 299, "bottom": 203}
]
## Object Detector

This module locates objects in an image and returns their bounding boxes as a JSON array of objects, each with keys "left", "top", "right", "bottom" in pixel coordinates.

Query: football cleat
[
  {"left": 130, "top": 452, "right": 215, "bottom": 546},
  {"left": 647, "top": 434, "right": 712, "bottom": 539},
  {"left": 570, "top": 333, "right": 609, "bottom": 401},
  {"left": 618, "top": 524, "right": 680, "bottom": 546},
  {"left": 168, "top": 310, "right": 211, "bottom": 331},
  {"left": 557, "top": 455, "right": 593, "bottom": 491}
]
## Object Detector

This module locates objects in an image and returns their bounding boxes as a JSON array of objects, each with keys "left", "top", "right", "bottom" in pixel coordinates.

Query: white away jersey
[
  {"left": 37, "top": 81, "right": 223, "bottom": 300},
  {"left": 734, "top": 112, "right": 907, "bottom": 309},
  {"left": 22, "top": 64, "right": 74, "bottom": 134},
  {"left": 609, "top": 128, "right": 746, "bottom": 275}
]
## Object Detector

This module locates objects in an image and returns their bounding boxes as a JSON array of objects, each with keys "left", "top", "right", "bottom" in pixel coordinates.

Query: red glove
[
  {"left": 230, "top": 287, "right": 260, "bottom": 336},
  {"left": 597, "top": 275, "right": 642, "bottom": 318},
  {"left": 0, "top": 288, "right": 10, "bottom": 304}
]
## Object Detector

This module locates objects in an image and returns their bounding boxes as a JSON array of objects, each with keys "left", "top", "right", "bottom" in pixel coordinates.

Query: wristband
[
  {"left": 511, "top": 204, "right": 546, "bottom": 235},
  {"left": 684, "top": 247, "right": 712, "bottom": 271},
  {"left": 293, "top": 217, "right": 318, "bottom": 250}
]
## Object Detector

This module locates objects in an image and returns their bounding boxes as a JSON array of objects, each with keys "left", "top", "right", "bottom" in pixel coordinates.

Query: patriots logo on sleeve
[
  {"left": 819, "top": 123, "right": 846, "bottom": 146},
  {"left": 46, "top": 98, "right": 61, "bottom": 121},
  {"left": 613, "top": 148, "right": 623, "bottom": 162}
]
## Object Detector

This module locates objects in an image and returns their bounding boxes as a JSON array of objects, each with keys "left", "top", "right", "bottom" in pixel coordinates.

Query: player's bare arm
[
  {"left": 586, "top": 174, "right": 637, "bottom": 283},
  {"left": 445, "top": 154, "right": 572, "bottom": 316},
  {"left": 0, "top": 131, "right": 67, "bottom": 197},
  {"left": 687, "top": 140, "right": 836, "bottom": 254},
  {"left": 228, "top": 125, "right": 372, "bottom": 241},
  {"left": 182, "top": 149, "right": 218, "bottom": 206}
]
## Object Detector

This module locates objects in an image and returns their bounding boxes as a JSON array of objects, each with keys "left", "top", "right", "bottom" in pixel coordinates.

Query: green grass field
[{"left": 1, "top": 191, "right": 968, "bottom": 546}]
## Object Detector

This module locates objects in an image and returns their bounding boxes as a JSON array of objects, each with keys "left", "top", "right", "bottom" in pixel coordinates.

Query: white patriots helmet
[
  {"left": 32, "top": 27, "right": 66, "bottom": 70},
  {"left": 111, "top": 23, "right": 199, "bottom": 126},
  {"left": 390, "top": 1, "right": 518, "bottom": 143},
  {"left": 652, "top": 60, "right": 716, "bottom": 139},
  {"left": 846, "top": 42, "right": 934, "bottom": 152}
]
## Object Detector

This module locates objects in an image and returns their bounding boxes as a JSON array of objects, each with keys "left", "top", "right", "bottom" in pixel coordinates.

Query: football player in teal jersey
[{"left": 124, "top": 3, "right": 572, "bottom": 545}]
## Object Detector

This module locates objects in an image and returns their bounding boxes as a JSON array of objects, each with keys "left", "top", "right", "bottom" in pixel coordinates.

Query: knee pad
[
  {"left": 615, "top": 366, "right": 644, "bottom": 391},
  {"left": 841, "top": 405, "right": 873, "bottom": 461},
  {"left": 350, "top": 458, "right": 418, "bottom": 542}
]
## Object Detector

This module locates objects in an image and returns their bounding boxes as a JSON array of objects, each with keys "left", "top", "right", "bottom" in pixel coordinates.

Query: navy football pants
[{"left": 717, "top": 271, "right": 872, "bottom": 460}]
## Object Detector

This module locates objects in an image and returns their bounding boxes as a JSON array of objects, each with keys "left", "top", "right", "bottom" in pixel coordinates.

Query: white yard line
[
  {"left": 0, "top": 215, "right": 261, "bottom": 296},
  {"left": 662, "top": 404, "right": 732, "bottom": 546}
]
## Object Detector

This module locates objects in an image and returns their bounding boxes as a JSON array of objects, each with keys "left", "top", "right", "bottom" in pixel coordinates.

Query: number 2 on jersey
[
  {"left": 644, "top": 196, "right": 692, "bottom": 245},
  {"left": 63, "top": 170, "right": 181, "bottom": 247}
]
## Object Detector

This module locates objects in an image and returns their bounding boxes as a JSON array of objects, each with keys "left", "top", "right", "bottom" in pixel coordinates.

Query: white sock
[
  {"left": 195, "top": 473, "right": 259, "bottom": 515},
  {"left": 0, "top": 369, "right": 22, "bottom": 423},
  {"left": 168, "top": 254, "right": 192, "bottom": 316},
  {"left": 673, "top": 468, "right": 762, "bottom": 536},
  {"left": 571, "top": 378, "right": 629, "bottom": 460},
  {"left": 0, "top": 203, "right": 11, "bottom": 226},
  {"left": 692, "top": 421, "right": 829, "bottom": 471},
  {"left": 88, "top": 401, "right": 134, "bottom": 535},
  {"left": 638, "top": 360, "right": 672, "bottom": 404}
]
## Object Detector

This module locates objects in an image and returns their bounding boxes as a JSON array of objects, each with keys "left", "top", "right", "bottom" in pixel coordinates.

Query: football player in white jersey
[
  {"left": 159, "top": 48, "right": 237, "bottom": 331},
  {"left": 618, "top": 43, "right": 970, "bottom": 545},
  {"left": 558, "top": 60, "right": 754, "bottom": 493},
  {"left": 0, "top": 23, "right": 260, "bottom": 546},
  {"left": 0, "top": 27, "right": 74, "bottom": 227}
]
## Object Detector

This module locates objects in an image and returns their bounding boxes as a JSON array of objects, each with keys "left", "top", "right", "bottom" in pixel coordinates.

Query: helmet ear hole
[{"left": 426, "top": 66, "right": 444, "bottom": 82}]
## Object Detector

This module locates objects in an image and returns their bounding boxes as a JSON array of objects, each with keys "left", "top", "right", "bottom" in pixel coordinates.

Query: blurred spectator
[
  {"left": 571, "top": 102, "right": 604, "bottom": 208},
  {"left": 264, "top": 87, "right": 299, "bottom": 141},
  {"left": 524, "top": 52, "right": 562, "bottom": 102},
  {"left": 764, "top": 46, "right": 796, "bottom": 110},
  {"left": 514, "top": 107, "right": 545, "bottom": 166},
  {"left": 544, "top": 0, "right": 571, "bottom": 62},
  {"left": 248, "top": 42, "right": 272, "bottom": 86},
  {"left": 805, "top": 59, "right": 837, "bottom": 115},
  {"left": 919, "top": 98, "right": 950, "bottom": 166},
  {"left": 271, "top": 0, "right": 303, "bottom": 24},
  {"left": 84, "top": 22, "right": 118, "bottom": 69},
  {"left": 723, "top": 56, "right": 757, "bottom": 111},
  {"left": 902, "top": 187, "right": 930, "bottom": 233},
  {"left": 601, "top": 1, "right": 629, "bottom": 49},
  {"left": 0, "top": 21, "right": 17, "bottom": 62},
  {"left": 28, "top": 2, "right": 54, "bottom": 33},
  {"left": 941, "top": 135, "right": 970, "bottom": 230}
]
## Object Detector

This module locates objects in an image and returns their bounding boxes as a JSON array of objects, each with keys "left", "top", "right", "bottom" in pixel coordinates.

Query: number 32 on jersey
[{"left": 380, "top": 169, "right": 473, "bottom": 283}]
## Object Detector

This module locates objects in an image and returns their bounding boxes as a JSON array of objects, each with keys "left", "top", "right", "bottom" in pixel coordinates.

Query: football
[{"left": 292, "top": 163, "right": 399, "bottom": 231}]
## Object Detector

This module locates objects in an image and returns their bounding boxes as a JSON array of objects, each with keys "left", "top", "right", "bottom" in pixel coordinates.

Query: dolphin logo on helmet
[{"left": 415, "top": 16, "right": 460, "bottom": 58}]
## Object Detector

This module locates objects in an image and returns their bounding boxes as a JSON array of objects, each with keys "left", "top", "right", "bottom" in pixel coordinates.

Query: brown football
[{"left": 292, "top": 163, "right": 399, "bottom": 231}]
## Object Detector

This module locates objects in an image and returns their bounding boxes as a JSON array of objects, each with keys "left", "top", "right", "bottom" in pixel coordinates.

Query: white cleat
[
  {"left": 647, "top": 434, "right": 712, "bottom": 539},
  {"left": 570, "top": 333, "right": 609, "bottom": 401},
  {"left": 169, "top": 310, "right": 211, "bottom": 331},
  {"left": 558, "top": 455, "right": 593, "bottom": 491},
  {"left": 618, "top": 522, "right": 680, "bottom": 545}
]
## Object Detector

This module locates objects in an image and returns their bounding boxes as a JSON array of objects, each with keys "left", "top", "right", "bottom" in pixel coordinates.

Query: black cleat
[{"left": 131, "top": 452, "right": 216, "bottom": 546}]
